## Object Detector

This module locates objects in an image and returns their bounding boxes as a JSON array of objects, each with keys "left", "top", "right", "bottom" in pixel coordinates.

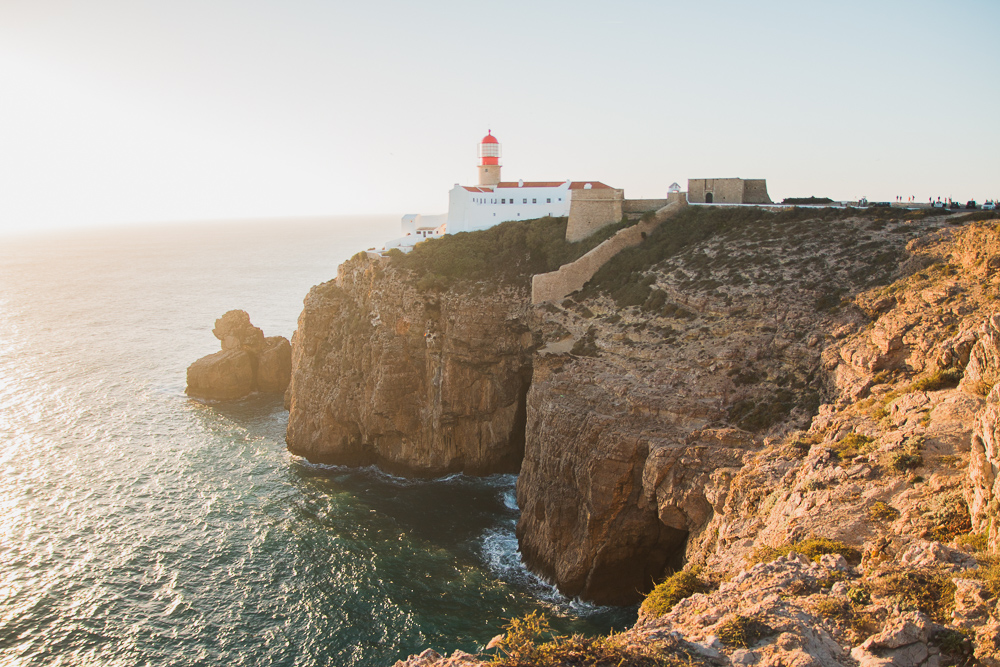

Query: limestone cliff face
[
  {"left": 285, "top": 254, "right": 536, "bottom": 476},
  {"left": 289, "top": 211, "right": 1000, "bottom": 624}
]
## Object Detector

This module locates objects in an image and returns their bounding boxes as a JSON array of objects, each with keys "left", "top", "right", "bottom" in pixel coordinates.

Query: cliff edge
[{"left": 286, "top": 208, "right": 1000, "bottom": 664}]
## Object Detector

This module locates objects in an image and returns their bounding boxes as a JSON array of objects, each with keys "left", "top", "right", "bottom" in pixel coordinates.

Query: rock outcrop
[
  {"left": 284, "top": 210, "right": 1000, "bottom": 664},
  {"left": 186, "top": 310, "right": 291, "bottom": 400},
  {"left": 968, "top": 316, "right": 1000, "bottom": 550},
  {"left": 285, "top": 255, "right": 536, "bottom": 476}
]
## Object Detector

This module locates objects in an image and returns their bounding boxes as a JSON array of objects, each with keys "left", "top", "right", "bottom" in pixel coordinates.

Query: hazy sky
[{"left": 1, "top": 0, "right": 997, "bottom": 235}]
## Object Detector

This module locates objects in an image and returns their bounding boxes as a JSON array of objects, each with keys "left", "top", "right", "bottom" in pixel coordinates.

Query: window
[
  {"left": 546, "top": 198, "right": 551, "bottom": 203},
  {"left": 523, "top": 198, "right": 527, "bottom": 204},
  {"left": 532, "top": 198, "right": 537, "bottom": 204},
  {"left": 501, "top": 198, "right": 506, "bottom": 204},
  {"left": 558, "top": 198, "right": 562, "bottom": 202}
]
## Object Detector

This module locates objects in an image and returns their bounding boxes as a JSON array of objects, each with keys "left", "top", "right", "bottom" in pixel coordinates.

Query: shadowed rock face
[
  {"left": 186, "top": 310, "right": 291, "bottom": 400},
  {"left": 285, "top": 255, "right": 537, "bottom": 477}
]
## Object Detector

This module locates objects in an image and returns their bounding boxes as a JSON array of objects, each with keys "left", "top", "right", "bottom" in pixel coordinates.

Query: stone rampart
[
  {"left": 566, "top": 188, "right": 625, "bottom": 243},
  {"left": 742, "top": 179, "right": 773, "bottom": 204},
  {"left": 532, "top": 192, "right": 688, "bottom": 304},
  {"left": 623, "top": 198, "right": 670, "bottom": 214}
]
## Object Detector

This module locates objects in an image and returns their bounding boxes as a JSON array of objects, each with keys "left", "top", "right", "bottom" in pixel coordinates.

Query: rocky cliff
[
  {"left": 286, "top": 209, "right": 1000, "bottom": 665},
  {"left": 285, "top": 253, "right": 536, "bottom": 476}
]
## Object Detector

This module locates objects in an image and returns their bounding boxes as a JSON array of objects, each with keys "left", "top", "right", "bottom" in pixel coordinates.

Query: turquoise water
[{"left": 0, "top": 218, "right": 633, "bottom": 666}]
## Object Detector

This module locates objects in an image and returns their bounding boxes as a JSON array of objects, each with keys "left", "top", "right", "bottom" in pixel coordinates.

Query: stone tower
[{"left": 477, "top": 131, "right": 501, "bottom": 187}]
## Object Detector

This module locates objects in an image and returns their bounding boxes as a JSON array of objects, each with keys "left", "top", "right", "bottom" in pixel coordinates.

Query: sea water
[{"left": 0, "top": 218, "right": 633, "bottom": 666}]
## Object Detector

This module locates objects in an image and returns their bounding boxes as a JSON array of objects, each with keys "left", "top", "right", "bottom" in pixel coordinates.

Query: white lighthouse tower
[{"left": 477, "top": 131, "right": 502, "bottom": 187}]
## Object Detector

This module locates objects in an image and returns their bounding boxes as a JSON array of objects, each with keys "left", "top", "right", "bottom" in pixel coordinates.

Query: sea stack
[{"left": 186, "top": 310, "right": 291, "bottom": 400}]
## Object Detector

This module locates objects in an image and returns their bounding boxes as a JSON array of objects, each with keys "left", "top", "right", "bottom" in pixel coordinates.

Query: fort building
[
  {"left": 383, "top": 135, "right": 775, "bottom": 255},
  {"left": 687, "top": 178, "right": 772, "bottom": 205},
  {"left": 384, "top": 132, "right": 625, "bottom": 252}
]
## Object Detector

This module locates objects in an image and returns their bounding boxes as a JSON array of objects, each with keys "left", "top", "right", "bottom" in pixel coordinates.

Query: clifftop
[{"left": 285, "top": 206, "right": 1000, "bottom": 665}]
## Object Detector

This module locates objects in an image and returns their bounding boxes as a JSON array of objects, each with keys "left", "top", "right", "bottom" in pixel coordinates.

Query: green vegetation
[
  {"left": 716, "top": 615, "right": 773, "bottom": 648},
  {"left": 959, "top": 211, "right": 1000, "bottom": 224},
  {"left": 866, "top": 567, "right": 957, "bottom": 623},
  {"left": 784, "top": 432, "right": 821, "bottom": 458},
  {"left": 391, "top": 216, "right": 629, "bottom": 291},
  {"left": 924, "top": 491, "right": 971, "bottom": 541},
  {"left": 932, "top": 629, "right": 973, "bottom": 662},
  {"left": 579, "top": 205, "right": 932, "bottom": 310},
  {"left": 955, "top": 531, "right": 988, "bottom": 553},
  {"left": 782, "top": 197, "right": 834, "bottom": 205},
  {"left": 830, "top": 433, "right": 876, "bottom": 462},
  {"left": 908, "top": 368, "right": 963, "bottom": 393},
  {"left": 727, "top": 388, "right": 821, "bottom": 433},
  {"left": 970, "top": 555, "right": 1000, "bottom": 598},
  {"left": 867, "top": 501, "right": 900, "bottom": 522},
  {"left": 811, "top": 595, "right": 878, "bottom": 642},
  {"left": 640, "top": 569, "right": 709, "bottom": 618},
  {"left": 749, "top": 537, "right": 862, "bottom": 566},
  {"left": 570, "top": 327, "right": 600, "bottom": 357},
  {"left": 488, "top": 612, "right": 705, "bottom": 667},
  {"left": 888, "top": 447, "right": 923, "bottom": 473},
  {"left": 846, "top": 586, "right": 870, "bottom": 605}
]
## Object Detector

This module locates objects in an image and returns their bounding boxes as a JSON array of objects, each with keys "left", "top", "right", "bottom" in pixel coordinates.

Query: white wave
[{"left": 479, "top": 527, "right": 614, "bottom": 617}]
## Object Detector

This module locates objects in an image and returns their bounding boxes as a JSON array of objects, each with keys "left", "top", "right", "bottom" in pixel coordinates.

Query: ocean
[{"left": 0, "top": 217, "right": 633, "bottom": 667}]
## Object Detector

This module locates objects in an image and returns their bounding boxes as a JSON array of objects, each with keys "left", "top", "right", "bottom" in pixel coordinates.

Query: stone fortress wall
[
  {"left": 532, "top": 191, "right": 688, "bottom": 304},
  {"left": 565, "top": 187, "right": 625, "bottom": 242},
  {"left": 687, "top": 178, "right": 772, "bottom": 204},
  {"left": 623, "top": 198, "right": 671, "bottom": 214}
]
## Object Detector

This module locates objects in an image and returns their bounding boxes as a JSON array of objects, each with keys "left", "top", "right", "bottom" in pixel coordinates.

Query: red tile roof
[
  {"left": 568, "top": 181, "right": 613, "bottom": 190},
  {"left": 462, "top": 181, "right": 615, "bottom": 192},
  {"left": 496, "top": 181, "right": 566, "bottom": 188}
]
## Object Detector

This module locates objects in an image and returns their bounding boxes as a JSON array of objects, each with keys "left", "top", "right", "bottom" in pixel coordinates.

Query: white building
[{"left": 383, "top": 132, "right": 621, "bottom": 252}]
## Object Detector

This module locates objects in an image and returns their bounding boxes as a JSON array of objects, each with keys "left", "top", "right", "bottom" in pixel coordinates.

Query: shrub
[
  {"left": 749, "top": 537, "right": 861, "bottom": 566},
  {"left": 727, "top": 388, "right": 819, "bottom": 433},
  {"left": 813, "top": 595, "right": 852, "bottom": 618},
  {"left": 794, "top": 537, "right": 862, "bottom": 564},
  {"left": 830, "top": 433, "right": 876, "bottom": 461},
  {"left": 887, "top": 444, "right": 923, "bottom": 473},
  {"left": 782, "top": 197, "right": 834, "bottom": 205},
  {"left": 908, "top": 368, "right": 963, "bottom": 393},
  {"left": 641, "top": 569, "right": 708, "bottom": 618},
  {"left": 846, "top": 586, "right": 870, "bottom": 605},
  {"left": 971, "top": 555, "right": 1000, "bottom": 598},
  {"left": 570, "top": 328, "right": 600, "bottom": 357},
  {"left": 488, "top": 611, "right": 702, "bottom": 667},
  {"left": 867, "top": 567, "right": 957, "bottom": 623},
  {"left": 785, "top": 432, "right": 819, "bottom": 458},
  {"left": 799, "top": 478, "right": 825, "bottom": 492},
  {"left": 924, "top": 491, "right": 972, "bottom": 541},
  {"left": 867, "top": 501, "right": 901, "bottom": 522},
  {"left": 955, "top": 532, "right": 988, "bottom": 553},
  {"left": 716, "top": 615, "right": 773, "bottom": 648},
  {"left": 932, "top": 629, "right": 973, "bottom": 661},
  {"left": 393, "top": 216, "right": 627, "bottom": 291}
]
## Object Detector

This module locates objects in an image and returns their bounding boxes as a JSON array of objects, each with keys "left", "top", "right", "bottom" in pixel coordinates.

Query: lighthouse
[
  {"left": 384, "top": 129, "right": 624, "bottom": 251},
  {"left": 477, "top": 131, "right": 502, "bottom": 187}
]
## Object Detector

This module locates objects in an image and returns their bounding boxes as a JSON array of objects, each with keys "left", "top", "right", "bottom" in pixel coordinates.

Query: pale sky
[{"left": 1, "top": 0, "right": 998, "bottom": 235}]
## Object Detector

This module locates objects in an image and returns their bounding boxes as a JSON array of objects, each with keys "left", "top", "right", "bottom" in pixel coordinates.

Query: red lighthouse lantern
[{"left": 477, "top": 131, "right": 502, "bottom": 187}]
